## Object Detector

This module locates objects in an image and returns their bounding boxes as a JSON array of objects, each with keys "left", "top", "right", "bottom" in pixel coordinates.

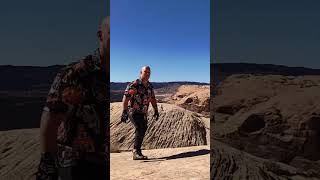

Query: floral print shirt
[
  {"left": 43, "top": 49, "right": 108, "bottom": 167},
  {"left": 124, "top": 79, "right": 155, "bottom": 115}
]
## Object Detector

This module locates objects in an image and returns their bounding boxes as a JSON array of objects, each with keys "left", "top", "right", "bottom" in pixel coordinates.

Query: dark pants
[
  {"left": 129, "top": 112, "right": 148, "bottom": 151},
  {"left": 58, "top": 159, "right": 108, "bottom": 180}
]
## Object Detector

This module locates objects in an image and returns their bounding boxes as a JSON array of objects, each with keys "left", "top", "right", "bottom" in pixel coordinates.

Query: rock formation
[
  {"left": 110, "top": 102, "right": 208, "bottom": 150},
  {"left": 212, "top": 75, "right": 320, "bottom": 178},
  {"left": 163, "top": 85, "right": 210, "bottom": 117}
]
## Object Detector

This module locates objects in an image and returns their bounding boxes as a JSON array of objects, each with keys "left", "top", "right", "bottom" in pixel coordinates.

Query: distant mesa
[{"left": 212, "top": 63, "right": 320, "bottom": 86}]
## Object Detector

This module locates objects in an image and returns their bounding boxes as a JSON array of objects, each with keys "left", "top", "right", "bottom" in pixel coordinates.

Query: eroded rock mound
[
  {"left": 110, "top": 102, "right": 208, "bottom": 150},
  {"left": 164, "top": 85, "right": 210, "bottom": 117},
  {"left": 213, "top": 75, "right": 320, "bottom": 176}
]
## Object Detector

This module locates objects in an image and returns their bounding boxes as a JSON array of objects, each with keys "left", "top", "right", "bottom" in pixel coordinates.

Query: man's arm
[
  {"left": 123, "top": 81, "right": 137, "bottom": 110},
  {"left": 150, "top": 86, "right": 160, "bottom": 120},
  {"left": 122, "top": 95, "right": 130, "bottom": 111},
  {"left": 37, "top": 65, "right": 74, "bottom": 179},
  {"left": 37, "top": 69, "right": 69, "bottom": 179},
  {"left": 36, "top": 111, "right": 65, "bottom": 179},
  {"left": 150, "top": 97, "right": 159, "bottom": 120},
  {"left": 39, "top": 72, "right": 68, "bottom": 153},
  {"left": 150, "top": 97, "right": 158, "bottom": 112},
  {"left": 150, "top": 86, "right": 158, "bottom": 112},
  {"left": 121, "top": 83, "right": 135, "bottom": 122},
  {"left": 120, "top": 95, "right": 130, "bottom": 123},
  {"left": 39, "top": 111, "right": 65, "bottom": 153},
  {"left": 121, "top": 82, "right": 136, "bottom": 122}
]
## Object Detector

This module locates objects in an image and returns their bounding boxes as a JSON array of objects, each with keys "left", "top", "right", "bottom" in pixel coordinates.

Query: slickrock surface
[
  {"left": 211, "top": 140, "right": 320, "bottom": 180},
  {"left": 111, "top": 145, "right": 210, "bottom": 180},
  {"left": 0, "top": 129, "right": 40, "bottom": 180}
]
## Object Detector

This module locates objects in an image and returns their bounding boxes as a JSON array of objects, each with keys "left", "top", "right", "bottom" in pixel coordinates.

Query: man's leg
[
  {"left": 130, "top": 113, "right": 144, "bottom": 150},
  {"left": 130, "top": 113, "right": 148, "bottom": 159},
  {"left": 136, "top": 116, "right": 148, "bottom": 154}
]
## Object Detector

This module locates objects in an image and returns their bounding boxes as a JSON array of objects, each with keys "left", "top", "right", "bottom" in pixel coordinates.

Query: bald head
[
  {"left": 99, "top": 16, "right": 109, "bottom": 48},
  {"left": 98, "top": 16, "right": 110, "bottom": 71},
  {"left": 102, "top": 17, "right": 109, "bottom": 35},
  {"left": 140, "top": 66, "right": 150, "bottom": 72},
  {"left": 140, "top": 66, "right": 151, "bottom": 82}
]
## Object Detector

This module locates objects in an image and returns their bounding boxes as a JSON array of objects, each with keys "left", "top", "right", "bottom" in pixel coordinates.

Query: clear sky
[
  {"left": 0, "top": 0, "right": 107, "bottom": 66},
  {"left": 110, "top": 0, "right": 210, "bottom": 83},
  {"left": 213, "top": 0, "right": 320, "bottom": 68}
]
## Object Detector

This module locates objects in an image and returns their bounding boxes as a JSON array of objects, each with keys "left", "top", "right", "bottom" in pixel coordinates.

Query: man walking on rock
[{"left": 121, "top": 66, "right": 159, "bottom": 160}]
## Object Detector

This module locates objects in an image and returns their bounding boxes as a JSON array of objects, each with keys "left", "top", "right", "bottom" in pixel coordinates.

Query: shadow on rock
[{"left": 143, "top": 149, "right": 210, "bottom": 162}]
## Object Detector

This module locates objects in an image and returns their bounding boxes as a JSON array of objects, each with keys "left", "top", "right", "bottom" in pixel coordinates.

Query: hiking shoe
[
  {"left": 137, "top": 150, "right": 148, "bottom": 159},
  {"left": 133, "top": 149, "right": 148, "bottom": 160}
]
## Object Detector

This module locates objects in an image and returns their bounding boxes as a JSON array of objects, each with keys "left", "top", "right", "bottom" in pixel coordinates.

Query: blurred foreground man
[
  {"left": 121, "top": 66, "right": 159, "bottom": 160},
  {"left": 36, "top": 16, "right": 109, "bottom": 180}
]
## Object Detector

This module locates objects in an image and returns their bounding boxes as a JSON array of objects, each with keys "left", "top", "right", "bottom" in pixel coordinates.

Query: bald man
[
  {"left": 121, "top": 66, "right": 159, "bottom": 160},
  {"left": 36, "top": 16, "right": 109, "bottom": 180}
]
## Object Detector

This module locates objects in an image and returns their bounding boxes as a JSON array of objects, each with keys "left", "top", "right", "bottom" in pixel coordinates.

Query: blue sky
[
  {"left": 110, "top": 0, "right": 210, "bottom": 83},
  {"left": 0, "top": 0, "right": 107, "bottom": 66},
  {"left": 214, "top": 0, "right": 320, "bottom": 68}
]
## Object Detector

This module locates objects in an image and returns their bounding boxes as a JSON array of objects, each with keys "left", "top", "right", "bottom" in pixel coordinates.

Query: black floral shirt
[
  {"left": 44, "top": 49, "right": 108, "bottom": 167},
  {"left": 124, "top": 79, "right": 155, "bottom": 115}
]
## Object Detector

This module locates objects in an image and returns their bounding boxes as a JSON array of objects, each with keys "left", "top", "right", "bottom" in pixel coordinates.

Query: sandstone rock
[
  {"left": 213, "top": 75, "right": 320, "bottom": 177},
  {"left": 163, "top": 85, "right": 210, "bottom": 117},
  {"left": 110, "top": 102, "right": 208, "bottom": 150},
  {"left": 0, "top": 129, "right": 40, "bottom": 180},
  {"left": 211, "top": 140, "right": 320, "bottom": 180},
  {"left": 111, "top": 145, "right": 210, "bottom": 180}
]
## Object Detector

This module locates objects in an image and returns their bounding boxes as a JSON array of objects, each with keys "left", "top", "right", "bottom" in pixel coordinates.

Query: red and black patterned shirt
[
  {"left": 44, "top": 49, "right": 108, "bottom": 167},
  {"left": 124, "top": 79, "right": 155, "bottom": 115}
]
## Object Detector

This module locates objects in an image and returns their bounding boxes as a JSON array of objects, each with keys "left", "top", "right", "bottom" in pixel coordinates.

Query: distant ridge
[
  {"left": 0, "top": 65, "right": 64, "bottom": 90},
  {"left": 212, "top": 63, "right": 320, "bottom": 84},
  {"left": 0, "top": 65, "right": 208, "bottom": 90},
  {"left": 1, "top": 63, "right": 320, "bottom": 90},
  {"left": 111, "top": 81, "right": 209, "bottom": 91}
]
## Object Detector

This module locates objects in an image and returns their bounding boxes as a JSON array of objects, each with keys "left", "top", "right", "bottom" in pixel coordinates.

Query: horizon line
[
  {"left": 111, "top": 81, "right": 210, "bottom": 84},
  {"left": 2, "top": 63, "right": 320, "bottom": 72},
  {"left": 1, "top": 62, "right": 319, "bottom": 69}
]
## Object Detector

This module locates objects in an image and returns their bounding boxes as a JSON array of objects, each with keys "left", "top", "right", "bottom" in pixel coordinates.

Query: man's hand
[
  {"left": 150, "top": 96, "right": 159, "bottom": 121},
  {"left": 121, "top": 109, "right": 129, "bottom": 123},
  {"left": 36, "top": 152, "right": 58, "bottom": 180},
  {"left": 153, "top": 109, "right": 159, "bottom": 120},
  {"left": 38, "top": 110, "right": 62, "bottom": 180}
]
